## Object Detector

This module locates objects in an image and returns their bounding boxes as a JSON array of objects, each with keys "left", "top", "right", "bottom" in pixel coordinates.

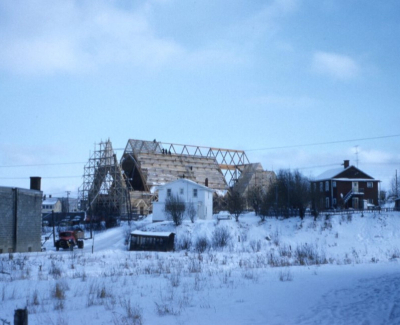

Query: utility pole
[{"left": 66, "top": 191, "right": 71, "bottom": 213}]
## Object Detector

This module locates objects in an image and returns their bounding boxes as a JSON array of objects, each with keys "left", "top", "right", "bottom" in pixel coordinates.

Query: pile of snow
[{"left": 1, "top": 211, "right": 400, "bottom": 324}]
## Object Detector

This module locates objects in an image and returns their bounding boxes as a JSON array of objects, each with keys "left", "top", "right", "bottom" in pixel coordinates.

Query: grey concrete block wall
[
  {"left": 0, "top": 187, "right": 16, "bottom": 253},
  {"left": 0, "top": 186, "right": 42, "bottom": 253}
]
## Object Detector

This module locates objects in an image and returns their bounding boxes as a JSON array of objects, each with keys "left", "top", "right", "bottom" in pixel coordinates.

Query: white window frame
[
  {"left": 179, "top": 188, "right": 184, "bottom": 195},
  {"left": 367, "top": 182, "right": 373, "bottom": 188},
  {"left": 332, "top": 181, "right": 336, "bottom": 188},
  {"left": 325, "top": 181, "right": 329, "bottom": 191},
  {"left": 193, "top": 189, "right": 198, "bottom": 198},
  {"left": 167, "top": 189, "right": 171, "bottom": 197}
]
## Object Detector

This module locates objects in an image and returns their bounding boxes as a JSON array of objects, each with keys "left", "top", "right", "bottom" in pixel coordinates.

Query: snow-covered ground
[{"left": 1, "top": 211, "right": 400, "bottom": 324}]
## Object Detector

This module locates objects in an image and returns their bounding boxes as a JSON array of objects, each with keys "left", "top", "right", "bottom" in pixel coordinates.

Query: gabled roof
[
  {"left": 314, "top": 165, "right": 376, "bottom": 181},
  {"left": 233, "top": 163, "right": 275, "bottom": 195},
  {"left": 157, "top": 178, "right": 214, "bottom": 192},
  {"left": 42, "top": 197, "right": 61, "bottom": 205}
]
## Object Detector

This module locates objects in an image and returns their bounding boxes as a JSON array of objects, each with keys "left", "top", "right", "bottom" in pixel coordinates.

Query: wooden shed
[{"left": 129, "top": 230, "right": 175, "bottom": 252}]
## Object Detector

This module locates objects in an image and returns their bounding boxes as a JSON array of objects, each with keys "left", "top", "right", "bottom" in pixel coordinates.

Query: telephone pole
[{"left": 66, "top": 191, "right": 71, "bottom": 213}]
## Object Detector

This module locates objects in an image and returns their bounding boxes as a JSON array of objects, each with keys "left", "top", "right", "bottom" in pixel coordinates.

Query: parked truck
[{"left": 55, "top": 230, "right": 85, "bottom": 251}]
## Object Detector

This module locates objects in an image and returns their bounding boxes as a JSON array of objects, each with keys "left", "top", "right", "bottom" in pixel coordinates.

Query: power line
[
  {"left": 0, "top": 162, "right": 86, "bottom": 168},
  {"left": 0, "top": 176, "right": 81, "bottom": 180},
  {"left": 246, "top": 134, "right": 400, "bottom": 152}
]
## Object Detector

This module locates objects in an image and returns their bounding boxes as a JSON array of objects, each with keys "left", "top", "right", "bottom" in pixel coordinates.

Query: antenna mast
[{"left": 354, "top": 145, "right": 359, "bottom": 168}]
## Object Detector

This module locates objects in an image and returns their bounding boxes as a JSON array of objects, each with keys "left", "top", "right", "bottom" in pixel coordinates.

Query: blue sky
[{"left": 0, "top": 0, "right": 399, "bottom": 198}]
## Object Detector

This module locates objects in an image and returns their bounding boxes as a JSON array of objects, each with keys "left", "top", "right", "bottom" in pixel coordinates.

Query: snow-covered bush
[
  {"left": 279, "top": 268, "right": 293, "bottom": 281},
  {"left": 194, "top": 236, "right": 210, "bottom": 253},
  {"left": 294, "top": 243, "right": 327, "bottom": 266},
  {"left": 212, "top": 226, "right": 231, "bottom": 249},
  {"left": 249, "top": 240, "right": 262, "bottom": 252},
  {"left": 176, "top": 233, "right": 192, "bottom": 251}
]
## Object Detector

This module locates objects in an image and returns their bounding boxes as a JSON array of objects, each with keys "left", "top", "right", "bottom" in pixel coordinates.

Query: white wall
[{"left": 153, "top": 179, "right": 213, "bottom": 222}]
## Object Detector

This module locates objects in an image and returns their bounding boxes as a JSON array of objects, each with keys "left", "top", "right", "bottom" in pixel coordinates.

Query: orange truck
[{"left": 55, "top": 230, "right": 85, "bottom": 251}]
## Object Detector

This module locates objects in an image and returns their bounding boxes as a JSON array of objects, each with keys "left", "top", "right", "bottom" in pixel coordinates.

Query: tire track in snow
[{"left": 297, "top": 273, "right": 400, "bottom": 325}]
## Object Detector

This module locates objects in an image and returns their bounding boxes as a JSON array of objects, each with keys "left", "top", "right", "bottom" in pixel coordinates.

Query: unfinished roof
[
  {"left": 121, "top": 139, "right": 227, "bottom": 191},
  {"left": 233, "top": 163, "right": 276, "bottom": 196}
]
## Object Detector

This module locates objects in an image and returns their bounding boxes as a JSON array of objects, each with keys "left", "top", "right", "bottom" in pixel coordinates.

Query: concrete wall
[{"left": 0, "top": 187, "right": 42, "bottom": 253}]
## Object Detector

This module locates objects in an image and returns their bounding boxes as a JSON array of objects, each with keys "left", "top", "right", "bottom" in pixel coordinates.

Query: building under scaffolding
[
  {"left": 79, "top": 139, "right": 275, "bottom": 220},
  {"left": 79, "top": 140, "right": 132, "bottom": 220}
]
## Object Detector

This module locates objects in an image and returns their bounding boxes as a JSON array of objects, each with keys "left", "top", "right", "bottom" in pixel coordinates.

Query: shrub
[
  {"left": 177, "top": 233, "right": 192, "bottom": 251},
  {"left": 49, "top": 261, "right": 62, "bottom": 279},
  {"left": 54, "top": 281, "right": 66, "bottom": 300},
  {"left": 164, "top": 194, "right": 186, "bottom": 226},
  {"left": 212, "top": 226, "right": 231, "bottom": 248},
  {"left": 294, "top": 243, "right": 327, "bottom": 266},
  {"left": 194, "top": 236, "right": 210, "bottom": 253},
  {"left": 186, "top": 201, "right": 196, "bottom": 223},
  {"left": 279, "top": 269, "right": 293, "bottom": 281},
  {"left": 249, "top": 240, "right": 261, "bottom": 252}
]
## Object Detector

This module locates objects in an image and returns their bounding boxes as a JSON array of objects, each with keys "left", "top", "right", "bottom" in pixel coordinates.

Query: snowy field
[{"left": 1, "top": 211, "right": 400, "bottom": 324}]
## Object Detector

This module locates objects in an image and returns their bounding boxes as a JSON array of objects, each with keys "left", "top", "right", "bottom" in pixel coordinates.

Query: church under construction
[{"left": 79, "top": 139, "right": 275, "bottom": 219}]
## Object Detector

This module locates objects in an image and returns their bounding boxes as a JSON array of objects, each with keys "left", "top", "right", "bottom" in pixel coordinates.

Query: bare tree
[
  {"left": 259, "top": 192, "right": 272, "bottom": 222},
  {"left": 246, "top": 186, "right": 263, "bottom": 215},
  {"left": 186, "top": 201, "right": 196, "bottom": 223},
  {"left": 264, "top": 169, "right": 311, "bottom": 219},
  {"left": 227, "top": 188, "right": 245, "bottom": 222},
  {"left": 390, "top": 171, "right": 400, "bottom": 198},
  {"left": 164, "top": 194, "right": 186, "bottom": 226}
]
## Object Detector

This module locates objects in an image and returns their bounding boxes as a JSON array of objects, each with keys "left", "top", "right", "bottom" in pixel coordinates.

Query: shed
[{"left": 129, "top": 230, "right": 175, "bottom": 252}]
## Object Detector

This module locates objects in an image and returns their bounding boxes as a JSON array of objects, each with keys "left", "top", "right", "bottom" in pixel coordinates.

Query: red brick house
[{"left": 312, "top": 160, "right": 380, "bottom": 210}]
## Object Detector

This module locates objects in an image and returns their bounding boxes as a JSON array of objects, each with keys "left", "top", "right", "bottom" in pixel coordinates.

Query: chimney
[
  {"left": 205, "top": 178, "right": 209, "bottom": 187},
  {"left": 30, "top": 177, "right": 41, "bottom": 191},
  {"left": 343, "top": 160, "right": 350, "bottom": 169}
]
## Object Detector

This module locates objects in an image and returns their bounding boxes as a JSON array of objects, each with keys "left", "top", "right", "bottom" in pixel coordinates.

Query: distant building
[
  {"left": 153, "top": 178, "right": 214, "bottom": 222},
  {"left": 0, "top": 178, "right": 42, "bottom": 253},
  {"left": 312, "top": 160, "right": 380, "bottom": 210},
  {"left": 42, "top": 197, "right": 62, "bottom": 214},
  {"left": 395, "top": 198, "right": 400, "bottom": 211}
]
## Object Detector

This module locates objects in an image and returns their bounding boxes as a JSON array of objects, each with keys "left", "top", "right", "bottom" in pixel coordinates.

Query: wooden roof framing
[{"left": 122, "top": 139, "right": 251, "bottom": 190}]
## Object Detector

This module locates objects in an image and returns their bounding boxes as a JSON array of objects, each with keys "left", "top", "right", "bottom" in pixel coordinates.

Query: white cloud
[
  {"left": 312, "top": 51, "right": 360, "bottom": 80},
  {"left": 0, "top": 1, "right": 184, "bottom": 75}
]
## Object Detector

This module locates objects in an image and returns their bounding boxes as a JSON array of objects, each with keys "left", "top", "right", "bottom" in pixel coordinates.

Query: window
[
  {"left": 193, "top": 189, "right": 198, "bottom": 198},
  {"left": 167, "top": 189, "right": 171, "bottom": 197},
  {"left": 333, "top": 198, "right": 337, "bottom": 206},
  {"left": 332, "top": 181, "right": 336, "bottom": 188},
  {"left": 180, "top": 188, "right": 184, "bottom": 195},
  {"left": 367, "top": 182, "right": 373, "bottom": 188},
  {"left": 320, "top": 182, "right": 323, "bottom": 191},
  {"left": 325, "top": 181, "right": 329, "bottom": 191},
  {"left": 325, "top": 197, "right": 330, "bottom": 208}
]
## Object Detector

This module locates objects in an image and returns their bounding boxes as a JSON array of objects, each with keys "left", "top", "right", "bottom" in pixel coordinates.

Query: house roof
[
  {"left": 314, "top": 165, "right": 376, "bottom": 181},
  {"left": 131, "top": 230, "right": 174, "bottom": 237},
  {"left": 314, "top": 167, "right": 345, "bottom": 181},
  {"left": 233, "top": 163, "right": 275, "bottom": 195},
  {"left": 121, "top": 140, "right": 227, "bottom": 191},
  {"left": 157, "top": 178, "right": 215, "bottom": 192},
  {"left": 42, "top": 197, "right": 60, "bottom": 205}
]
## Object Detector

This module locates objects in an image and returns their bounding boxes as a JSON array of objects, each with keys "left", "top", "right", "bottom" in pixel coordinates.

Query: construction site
[{"left": 78, "top": 139, "right": 275, "bottom": 221}]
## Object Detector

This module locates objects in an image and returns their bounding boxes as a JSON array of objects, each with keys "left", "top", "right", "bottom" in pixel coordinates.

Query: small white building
[
  {"left": 153, "top": 178, "right": 214, "bottom": 222},
  {"left": 42, "top": 197, "right": 62, "bottom": 214}
]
